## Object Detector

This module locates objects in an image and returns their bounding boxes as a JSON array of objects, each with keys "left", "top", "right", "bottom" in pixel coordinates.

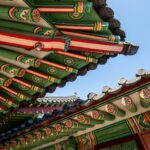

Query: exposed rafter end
[{"left": 122, "top": 43, "right": 139, "bottom": 56}]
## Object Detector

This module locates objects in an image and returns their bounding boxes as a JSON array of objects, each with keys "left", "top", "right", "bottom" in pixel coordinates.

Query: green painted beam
[
  {"left": 0, "top": 6, "right": 40, "bottom": 23},
  {"left": 0, "top": 20, "right": 58, "bottom": 38}
]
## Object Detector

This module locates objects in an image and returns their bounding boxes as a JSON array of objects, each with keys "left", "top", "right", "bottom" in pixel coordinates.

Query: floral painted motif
[
  {"left": 140, "top": 89, "right": 150, "bottom": 108},
  {"left": 35, "top": 132, "right": 42, "bottom": 142},
  {"left": 140, "top": 89, "right": 150, "bottom": 99},
  {"left": 55, "top": 124, "right": 61, "bottom": 132},
  {"left": 93, "top": 110, "right": 115, "bottom": 121},
  {"left": 32, "top": 75, "right": 42, "bottom": 84},
  {"left": 34, "top": 27, "right": 57, "bottom": 38},
  {"left": 78, "top": 114, "right": 91, "bottom": 124},
  {"left": 0, "top": 77, "right": 12, "bottom": 87},
  {"left": 122, "top": 96, "right": 137, "bottom": 112},
  {"left": 92, "top": 111, "right": 99, "bottom": 119},
  {"left": 16, "top": 55, "right": 40, "bottom": 67},
  {"left": 9, "top": 7, "right": 40, "bottom": 22},
  {"left": 122, "top": 97, "right": 132, "bottom": 106},
  {"left": 44, "top": 128, "right": 51, "bottom": 137},
  {"left": 47, "top": 67, "right": 57, "bottom": 75},
  {"left": 17, "top": 55, "right": 35, "bottom": 66},
  {"left": 65, "top": 120, "right": 73, "bottom": 128},
  {"left": 105, "top": 103, "right": 125, "bottom": 117},
  {"left": 64, "top": 58, "right": 74, "bottom": 66},
  {"left": 105, "top": 104, "right": 116, "bottom": 114},
  {"left": 78, "top": 115, "right": 86, "bottom": 123},
  {"left": 1, "top": 64, "right": 17, "bottom": 75}
]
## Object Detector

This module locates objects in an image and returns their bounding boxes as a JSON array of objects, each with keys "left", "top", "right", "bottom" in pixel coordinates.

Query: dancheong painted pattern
[{"left": 0, "top": 0, "right": 141, "bottom": 150}]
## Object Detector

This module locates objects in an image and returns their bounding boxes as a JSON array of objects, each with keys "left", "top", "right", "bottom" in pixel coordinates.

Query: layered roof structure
[
  {"left": 0, "top": 0, "right": 141, "bottom": 149},
  {"left": 0, "top": 0, "right": 139, "bottom": 117},
  {"left": 0, "top": 69, "right": 150, "bottom": 150},
  {"left": 0, "top": 94, "right": 81, "bottom": 139}
]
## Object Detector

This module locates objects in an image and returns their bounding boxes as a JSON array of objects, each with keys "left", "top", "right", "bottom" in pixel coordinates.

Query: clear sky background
[{"left": 47, "top": 0, "right": 150, "bottom": 99}]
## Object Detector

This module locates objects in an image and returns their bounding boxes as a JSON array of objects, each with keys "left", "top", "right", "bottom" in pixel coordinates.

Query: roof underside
[
  {"left": 0, "top": 0, "right": 138, "bottom": 117},
  {"left": 0, "top": 0, "right": 139, "bottom": 148}
]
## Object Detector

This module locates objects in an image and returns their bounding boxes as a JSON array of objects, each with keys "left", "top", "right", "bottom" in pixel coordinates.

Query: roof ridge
[{"left": 87, "top": 69, "right": 150, "bottom": 100}]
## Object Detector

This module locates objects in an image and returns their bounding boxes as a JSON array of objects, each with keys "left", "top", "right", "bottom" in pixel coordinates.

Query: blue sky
[{"left": 47, "top": 0, "right": 150, "bottom": 99}]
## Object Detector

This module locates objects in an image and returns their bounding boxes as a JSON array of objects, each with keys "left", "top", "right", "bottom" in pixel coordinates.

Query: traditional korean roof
[
  {"left": 17, "top": 94, "right": 80, "bottom": 114},
  {"left": 36, "top": 94, "right": 79, "bottom": 105},
  {"left": 0, "top": 69, "right": 150, "bottom": 149},
  {"left": 0, "top": 0, "right": 139, "bottom": 117},
  {"left": 0, "top": 94, "right": 81, "bottom": 134}
]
